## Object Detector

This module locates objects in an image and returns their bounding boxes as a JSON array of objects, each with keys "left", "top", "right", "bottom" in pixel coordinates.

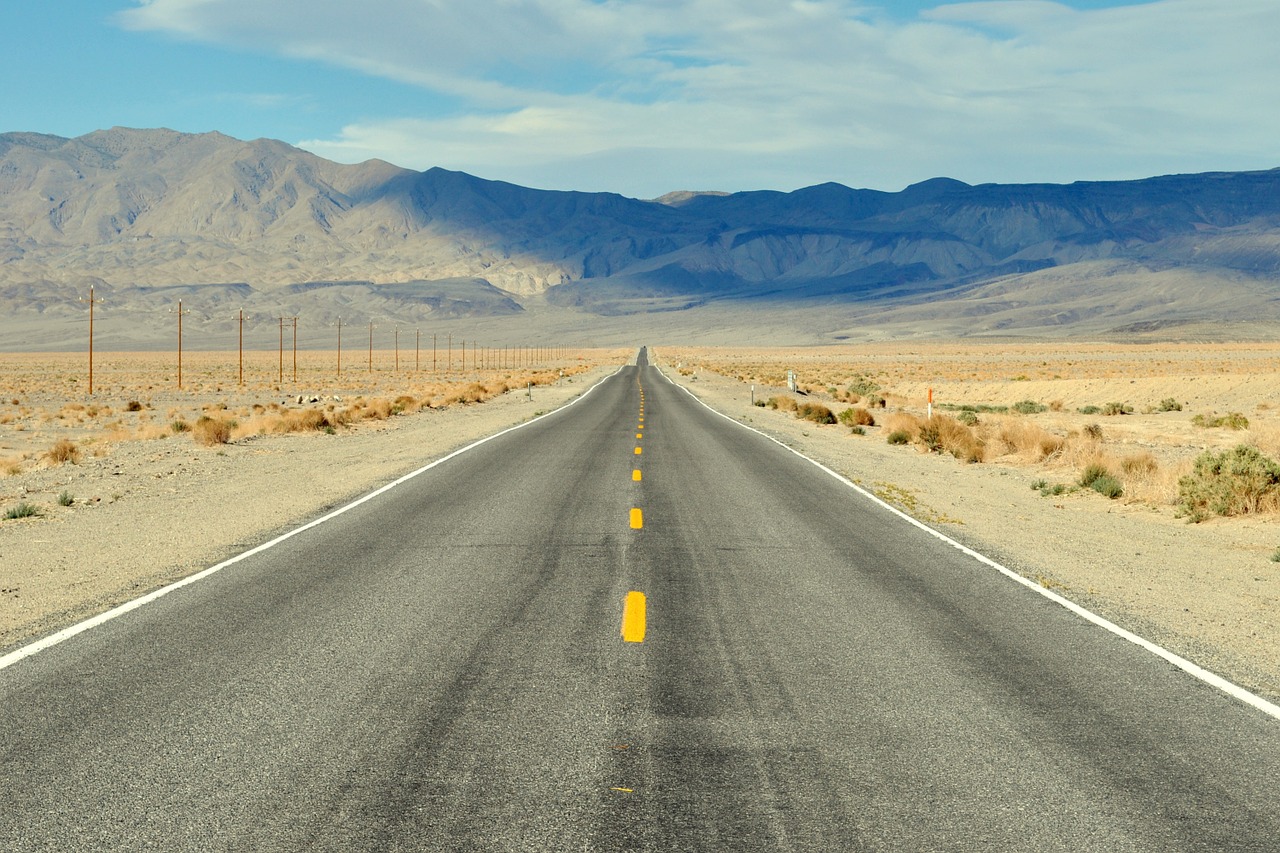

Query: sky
[{"left": 4, "top": 1, "right": 1278, "bottom": 198}]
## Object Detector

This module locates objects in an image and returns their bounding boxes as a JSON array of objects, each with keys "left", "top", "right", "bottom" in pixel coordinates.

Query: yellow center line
[
  {"left": 632, "top": 469, "right": 642, "bottom": 481},
  {"left": 621, "top": 590, "right": 646, "bottom": 642},
  {"left": 629, "top": 507, "right": 643, "bottom": 529},
  {"left": 634, "top": 446, "right": 642, "bottom": 455},
  {"left": 636, "top": 432, "right": 643, "bottom": 439}
]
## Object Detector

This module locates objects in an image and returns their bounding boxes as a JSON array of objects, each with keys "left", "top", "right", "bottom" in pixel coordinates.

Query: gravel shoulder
[{"left": 657, "top": 360, "right": 1280, "bottom": 707}]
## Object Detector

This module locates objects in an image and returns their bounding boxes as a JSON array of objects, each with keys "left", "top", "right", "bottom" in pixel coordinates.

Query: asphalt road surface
[{"left": 3, "top": 348, "right": 1280, "bottom": 851}]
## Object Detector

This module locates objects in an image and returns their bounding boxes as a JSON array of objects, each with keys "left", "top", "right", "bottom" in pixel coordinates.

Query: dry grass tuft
[
  {"left": 46, "top": 438, "right": 81, "bottom": 465},
  {"left": 989, "top": 419, "right": 1064, "bottom": 462},
  {"left": 193, "top": 415, "right": 234, "bottom": 446},
  {"left": 1, "top": 456, "right": 24, "bottom": 476}
]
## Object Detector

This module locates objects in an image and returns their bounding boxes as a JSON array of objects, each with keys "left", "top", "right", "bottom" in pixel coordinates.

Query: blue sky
[{"left": 4, "top": 1, "right": 1278, "bottom": 198}]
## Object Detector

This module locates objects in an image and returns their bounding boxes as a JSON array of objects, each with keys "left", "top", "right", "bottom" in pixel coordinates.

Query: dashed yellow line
[
  {"left": 621, "top": 590, "right": 646, "bottom": 642},
  {"left": 632, "top": 469, "right": 642, "bottom": 482},
  {"left": 634, "top": 446, "right": 642, "bottom": 455},
  {"left": 629, "top": 507, "right": 643, "bottom": 529}
]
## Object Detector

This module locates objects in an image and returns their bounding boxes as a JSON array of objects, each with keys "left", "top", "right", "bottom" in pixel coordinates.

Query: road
[{"left": 3, "top": 348, "right": 1279, "bottom": 851}]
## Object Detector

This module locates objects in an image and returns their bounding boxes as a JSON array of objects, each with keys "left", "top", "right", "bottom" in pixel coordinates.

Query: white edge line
[
  {"left": 0, "top": 367, "right": 626, "bottom": 673},
  {"left": 654, "top": 365, "right": 1280, "bottom": 722}
]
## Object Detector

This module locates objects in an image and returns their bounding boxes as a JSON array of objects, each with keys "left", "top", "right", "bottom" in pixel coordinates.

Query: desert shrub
[
  {"left": 1101, "top": 402, "right": 1133, "bottom": 416},
  {"left": 1221, "top": 412, "right": 1250, "bottom": 430},
  {"left": 850, "top": 426, "right": 866, "bottom": 436},
  {"left": 1119, "top": 452, "right": 1159, "bottom": 477},
  {"left": 5, "top": 502, "right": 42, "bottom": 520},
  {"left": 753, "top": 399, "right": 766, "bottom": 407},
  {"left": 1031, "top": 479, "right": 1047, "bottom": 491},
  {"left": 956, "top": 410, "right": 978, "bottom": 426},
  {"left": 46, "top": 438, "right": 80, "bottom": 465},
  {"left": 1079, "top": 405, "right": 1101, "bottom": 415},
  {"left": 1048, "top": 400, "right": 1065, "bottom": 412},
  {"left": 58, "top": 490, "right": 74, "bottom": 507},
  {"left": 838, "top": 407, "right": 875, "bottom": 427},
  {"left": 886, "top": 430, "right": 910, "bottom": 445},
  {"left": 1, "top": 457, "right": 22, "bottom": 476},
  {"left": 296, "top": 409, "right": 330, "bottom": 431},
  {"left": 1082, "top": 423, "right": 1103, "bottom": 441},
  {"left": 1192, "top": 412, "right": 1250, "bottom": 430},
  {"left": 1272, "top": 547, "right": 1280, "bottom": 563},
  {"left": 171, "top": 419, "right": 190, "bottom": 433},
  {"left": 1079, "top": 463, "right": 1111, "bottom": 488},
  {"left": 125, "top": 400, "right": 144, "bottom": 412},
  {"left": 766, "top": 396, "right": 798, "bottom": 412},
  {"left": 1011, "top": 399, "right": 1046, "bottom": 415},
  {"left": 1090, "top": 475, "right": 1124, "bottom": 499},
  {"left": 193, "top": 415, "right": 233, "bottom": 446},
  {"left": 796, "top": 402, "right": 837, "bottom": 424},
  {"left": 917, "top": 420, "right": 944, "bottom": 453},
  {"left": 1158, "top": 398, "right": 1183, "bottom": 412},
  {"left": 994, "top": 420, "right": 1063, "bottom": 462},
  {"left": 847, "top": 376, "right": 880, "bottom": 397},
  {"left": 1177, "top": 445, "right": 1280, "bottom": 521},
  {"left": 865, "top": 395, "right": 887, "bottom": 409}
]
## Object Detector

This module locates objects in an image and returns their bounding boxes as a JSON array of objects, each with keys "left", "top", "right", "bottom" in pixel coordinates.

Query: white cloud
[{"left": 120, "top": 0, "right": 1280, "bottom": 196}]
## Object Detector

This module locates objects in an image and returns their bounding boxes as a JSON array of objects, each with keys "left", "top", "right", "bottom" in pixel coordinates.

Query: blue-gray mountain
[{"left": 2, "top": 127, "right": 1279, "bottom": 342}]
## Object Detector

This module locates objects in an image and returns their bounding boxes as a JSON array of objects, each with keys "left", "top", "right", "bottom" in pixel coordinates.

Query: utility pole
[
  {"left": 335, "top": 316, "right": 343, "bottom": 379},
  {"left": 172, "top": 300, "right": 191, "bottom": 389},
  {"left": 79, "top": 286, "right": 104, "bottom": 395}
]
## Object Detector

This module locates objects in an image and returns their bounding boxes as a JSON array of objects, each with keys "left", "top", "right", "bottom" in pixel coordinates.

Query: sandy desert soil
[
  {"left": 657, "top": 343, "right": 1280, "bottom": 706},
  {"left": 3, "top": 342, "right": 1279, "bottom": 712}
]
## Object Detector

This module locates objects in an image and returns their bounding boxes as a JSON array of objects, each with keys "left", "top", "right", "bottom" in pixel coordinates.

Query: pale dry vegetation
[
  {"left": 666, "top": 342, "right": 1280, "bottom": 520},
  {"left": 0, "top": 350, "right": 612, "bottom": 478}
]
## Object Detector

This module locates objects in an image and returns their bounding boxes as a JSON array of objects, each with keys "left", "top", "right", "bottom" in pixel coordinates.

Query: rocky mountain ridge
[{"left": 2, "top": 127, "right": 1280, "bottom": 346}]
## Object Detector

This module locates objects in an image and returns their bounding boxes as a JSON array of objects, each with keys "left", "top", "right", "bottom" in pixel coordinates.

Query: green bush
[
  {"left": 5, "top": 502, "right": 42, "bottom": 520},
  {"left": 1079, "top": 463, "right": 1112, "bottom": 488},
  {"left": 58, "top": 490, "right": 74, "bottom": 507},
  {"left": 1090, "top": 475, "right": 1124, "bottom": 499},
  {"left": 1158, "top": 398, "right": 1183, "bottom": 412},
  {"left": 1078, "top": 405, "right": 1102, "bottom": 415},
  {"left": 850, "top": 426, "right": 866, "bottom": 436},
  {"left": 1192, "top": 412, "right": 1250, "bottom": 430},
  {"left": 1178, "top": 445, "right": 1280, "bottom": 521},
  {"left": 847, "top": 376, "right": 881, "bottom": 397},
  {"left": 1101, "top": 401, "right": 1133, "bottom": 416},
  {"left": 956, "top": 410, "right": 979, "bottom": 426},
  {"left": 1011, "top": 399, "right": 1046, "bottom": 414},
  {"left": 886, "top": 430, "right": 910, "bottom": 445}
]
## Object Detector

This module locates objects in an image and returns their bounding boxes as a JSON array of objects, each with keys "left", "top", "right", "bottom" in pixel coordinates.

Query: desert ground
[{"left": 2, "top": 341, "right": 1279, "bottom": 709}]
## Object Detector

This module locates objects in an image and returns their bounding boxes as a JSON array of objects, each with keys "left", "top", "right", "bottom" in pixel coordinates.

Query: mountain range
[{"left": 2, "top": 127, "right": 1280, "bottom": 349}]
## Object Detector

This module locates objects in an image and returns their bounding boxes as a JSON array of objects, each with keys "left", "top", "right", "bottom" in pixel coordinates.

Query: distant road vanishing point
[{"left": 2, "top": 347, "right": 1279, "bottom": 850}]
